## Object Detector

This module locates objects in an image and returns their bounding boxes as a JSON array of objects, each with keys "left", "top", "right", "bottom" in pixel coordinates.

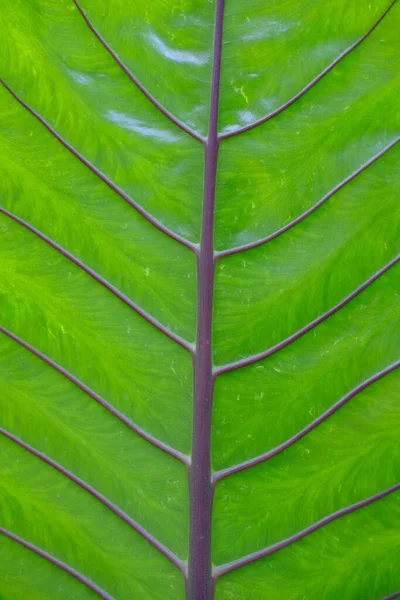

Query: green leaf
[{"left": 0, "top": 1, "right": 399, "bottom": 599}]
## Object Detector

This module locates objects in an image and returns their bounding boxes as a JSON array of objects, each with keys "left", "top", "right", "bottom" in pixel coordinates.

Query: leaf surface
[{"left": 0, "top": 1, "right": 399, "bottom": 599}]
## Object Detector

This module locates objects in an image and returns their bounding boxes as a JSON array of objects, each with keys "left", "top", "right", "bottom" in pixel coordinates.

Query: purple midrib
[{"left": 187, "top": 1, "right": 225, "bottom": 599}]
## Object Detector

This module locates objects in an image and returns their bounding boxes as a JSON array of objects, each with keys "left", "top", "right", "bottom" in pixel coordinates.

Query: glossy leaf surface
[{"left": 0, "top": 1, "right": 399, "bottom": 599}]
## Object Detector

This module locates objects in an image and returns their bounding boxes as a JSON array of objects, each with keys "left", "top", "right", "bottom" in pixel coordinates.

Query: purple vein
[
  {"left": 72, "top": 0, "right": 204, "bottom": 144},
  {"left": 188, "top": 1, "right": 225, "bottom": 599},
  {"left": 0, "top": 526, "right": 114, "bottom": 600},
  {"left": 213, "top": 483, "right": 400, "bottom": 577},
  {"left": 213, "top": 360, "right": 400, "bottom": 482},
  {"left": 0, "top": 207, "right": 193, "bottom": 353},
  {"left": 219, "top": 0, "right": 397, "bottom": 141},
  {"left": 0, "top": 78, "right": 197, "bottom": 252},
  {"left": 0, "top": 327, "right": 189, "bottom": 465},
  {"left": 0, "top": 428, "right": 184, "bottom": 572},
  {"left": 216, "top": 137, "right": 400, "bottom": 258},
  {"left": 214, "top": 254, "right": 400, "bottom": 376},
  {"left": 380, "top": 594, "right": 400, "bottom": 599}
]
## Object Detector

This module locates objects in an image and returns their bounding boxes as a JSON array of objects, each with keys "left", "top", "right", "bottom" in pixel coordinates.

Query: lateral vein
[
  {"left": 219, "top": 0, "right": 397, "bottom": 140},
  {"left": 0, "top": 207, "right": 194, "bottom": 353},
  {"left": 216, "top": 137, "right": 400, "bottom": 258},
  {"left": 213, "top": 360, "right": 400, "bottom": 481},
  {"left": 0, "top": 428, "right": 185, "bottom": 572},
  {"left": 0, "top": 526, "right": 115, "bottom": 600},
  {"left": 214, "top": 255, "right": 400, "bottom": 375},
  {"left": 73, "top": 0, "right": 205, "bottom": 144},
  {"left": 0, "top": 78, "right": 197, "bottom": 252},
  {"left": 0, "top": 327, "right": 189, "bottom": 466},
  {"left": 213, "top": 483, "right": 400, "bottom": 577}
]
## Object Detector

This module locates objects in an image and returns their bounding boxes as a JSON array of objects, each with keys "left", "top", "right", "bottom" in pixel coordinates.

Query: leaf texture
[{"left": 0, "top": 0, "right": 399, "bottom": 599}]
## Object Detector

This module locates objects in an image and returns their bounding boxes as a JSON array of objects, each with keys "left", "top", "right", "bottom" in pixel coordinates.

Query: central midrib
[{"left": 188, "top": 1, "right": 225, "bottom": 599}]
